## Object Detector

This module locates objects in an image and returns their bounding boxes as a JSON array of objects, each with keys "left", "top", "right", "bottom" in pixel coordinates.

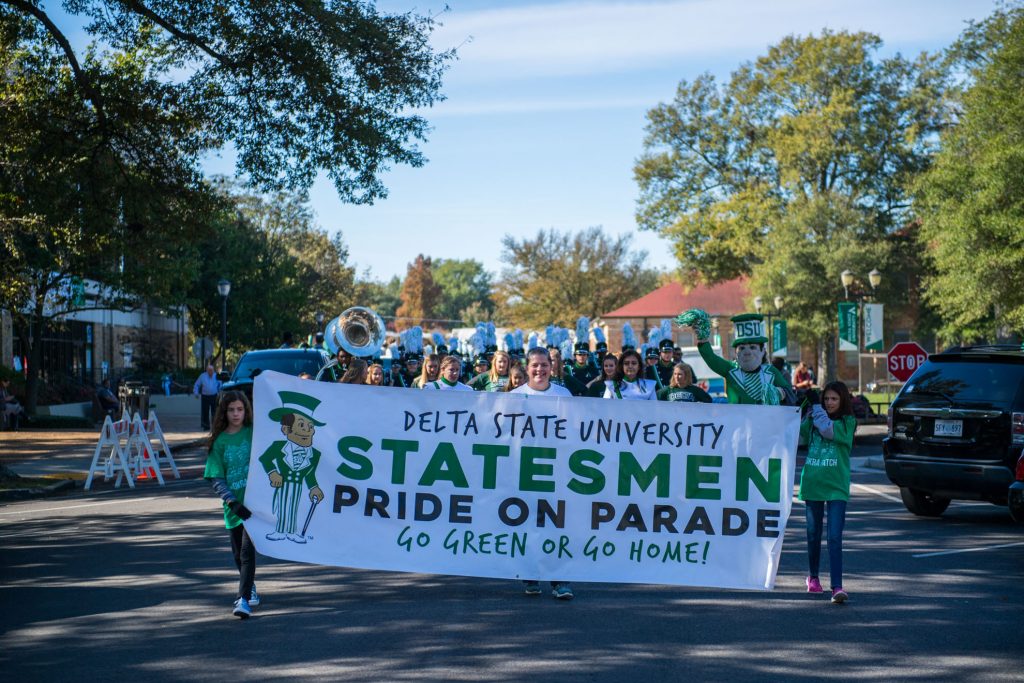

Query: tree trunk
[
  {"left": 24, "top": 313, "right": 44, "bottom": 415},
  {"left": 818, "top": 331, "right": 838, "bottom": 385}
]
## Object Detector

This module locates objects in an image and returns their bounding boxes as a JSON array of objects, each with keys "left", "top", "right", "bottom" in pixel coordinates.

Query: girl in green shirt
[
  {"left": 656, "top": 363, "right": 713, "bottom": 403},
  {"left": 798, "top": 381, "right": 856, "bottom": 604},
  {"left": 203, "top": 390, "right": 257, "bottom": 619}
]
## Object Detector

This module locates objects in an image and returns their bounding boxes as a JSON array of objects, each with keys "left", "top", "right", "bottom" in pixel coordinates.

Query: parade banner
[
  {"left": 771, "top": 319, "right": 788, "bottom": 358},
  {"left": 838, "top": 302, "right": 858, "bottom": 351},
  {"left": 245, "top": 371, "right": 801, "bottom": 591},
  {"left": 863, "top": 303, "right": 884, "bottom": 352}
]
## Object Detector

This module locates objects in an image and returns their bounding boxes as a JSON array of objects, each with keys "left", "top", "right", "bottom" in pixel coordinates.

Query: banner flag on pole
[
  {"left": 838, "top": 303, "right": 858, "bottom": 352},
  {"left": 771, "top": 320, "right": 787, "bottom": 358},
  {"left": 244, "top": 371, "right": 801, "bottom": 591},
  {"left": 863, "top": 304, "right": 884, "bottom": 352}
]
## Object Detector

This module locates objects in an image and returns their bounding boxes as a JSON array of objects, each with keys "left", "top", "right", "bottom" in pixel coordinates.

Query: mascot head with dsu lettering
[
  {"left": 674, "top": 309, "right": 767, "bottom": 372},
  {"left": 729, "top": 313, "right": 769, "bottom": 372}
]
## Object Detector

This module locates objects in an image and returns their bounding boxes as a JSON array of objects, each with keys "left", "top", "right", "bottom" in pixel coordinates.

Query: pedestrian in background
[
  {"left": 192, "top": 364, "right": 221, "bottom": 431},
  {"left": 799, "top": 381, "right": 856, "bottom": 605},
  {"left": 203, "top": 390, "right": 259, "bottom": 619}
]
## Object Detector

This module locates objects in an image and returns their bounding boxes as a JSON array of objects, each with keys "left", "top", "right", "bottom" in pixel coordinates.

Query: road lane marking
[
  {"left": 0, "top": 497, "right": 160, "bottom": 516},
  {"left": 913, "top": 541, "right": 1024, "bottom": 558},
  {"left": 851, "top": 482, "right": 902, "bottom": 503}
]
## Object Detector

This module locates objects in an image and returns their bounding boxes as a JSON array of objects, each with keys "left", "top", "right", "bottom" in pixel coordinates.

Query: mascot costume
[{"left": 675, "top": 309, "right": 794, "bottom": 405}]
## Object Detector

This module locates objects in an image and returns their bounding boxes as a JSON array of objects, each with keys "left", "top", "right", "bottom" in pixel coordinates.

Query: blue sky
[
  {"left": 52, "top": 0, "right": 999, "bottom": 281},
  {"left": 303, "top": 0, "right": 998, "bottom": 282}
]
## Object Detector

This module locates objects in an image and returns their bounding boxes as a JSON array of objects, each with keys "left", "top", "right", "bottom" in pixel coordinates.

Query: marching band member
[
  {"left": 603, "top": 349, "right": 657, "bottom": 400},
  {"left": 422, "top": 355, "right": 473, "bottom": 391},
  {"left": 365, "top": 362, "right": 385, "bottom": 386},
  {"left": 586, "top": 353, "right": 618, "bottom": 398},
  {"left": 503, "top": 363, "right": 527, "bottom": 392},
  {"left": 412, "top": 353, "right": 441, "bottom": 389},
  {"left": 657, "top": 362, "right": 713, "bottom": 403},
  {"left": 469, "top": 349, "right": 511, "bottom": 392}
]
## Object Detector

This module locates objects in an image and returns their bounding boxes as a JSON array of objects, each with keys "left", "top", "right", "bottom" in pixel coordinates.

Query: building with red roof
[{"left": 598, "top": 278, "right": 751, "bottom": 351}]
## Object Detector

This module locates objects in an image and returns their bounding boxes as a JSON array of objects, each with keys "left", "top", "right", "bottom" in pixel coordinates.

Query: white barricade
[
  {"left": 84, "top": 414, "right": 133, "bottom": 490},
  {"left": 85, "top": 410, "right": 180, "bottom": 490}
]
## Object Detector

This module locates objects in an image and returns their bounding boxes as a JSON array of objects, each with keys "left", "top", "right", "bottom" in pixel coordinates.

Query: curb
[{"left": 0, "top": 478, "right": 77, "bottom": 502}]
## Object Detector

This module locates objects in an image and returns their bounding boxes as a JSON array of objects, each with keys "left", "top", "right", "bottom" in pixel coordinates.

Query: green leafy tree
[
  {"left": 0, "top": 13, "right": 220, "bottom": 411},
  {"left": 0, "top": 1, "right": 449, "bottom": 410},
  {"left": 356, "top": 274, "right": 402, "bottom": 320},
  {"left": 187, "top": 185, "right": 359, "bottom": 358},
  {"left": 433, "top": 258, "right": 494, "bottom": 324},
  {"left": 495, "top": 227, "right": 660, "bottom": 329},
  {"left": 914, "top": 5, "right": 1024, "bottom": 343},
  {"left": 635, "top": 30, "right": 948, "bottom": 379}
]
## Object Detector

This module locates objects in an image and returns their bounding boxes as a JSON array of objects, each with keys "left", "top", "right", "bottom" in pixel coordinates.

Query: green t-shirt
[
  {"left": 798, "top": 415, "right": 855, "bottom": 501},
  {"left": 204, "top": 426, "right": 253, "bottom": 528},
  {"left": 657, "top": 385, "right": 713, "bottom": 403}
]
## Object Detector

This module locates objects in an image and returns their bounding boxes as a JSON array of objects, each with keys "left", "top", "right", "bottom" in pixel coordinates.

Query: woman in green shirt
[
  {"left": 204, "top": 390, "right": 257, "bottom": 619},
  {"left": 657, "top": 363, "right": 713, "bottom": 403},
  {"left": 798, "top": 381, "right": 856, "bottom": 605}
]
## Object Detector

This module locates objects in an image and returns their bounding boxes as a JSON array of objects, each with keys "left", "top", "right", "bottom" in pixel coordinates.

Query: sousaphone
[{"left": 327, "top": 306, "right": 386, "bottom": 358}]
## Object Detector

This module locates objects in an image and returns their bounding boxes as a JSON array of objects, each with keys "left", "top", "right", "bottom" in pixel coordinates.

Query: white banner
[
  {"left": 245, "top": 371, "right": 800, "bottom": 591},
  {"left": 863, "top": 303, "right": 884, "bottom": 352}
]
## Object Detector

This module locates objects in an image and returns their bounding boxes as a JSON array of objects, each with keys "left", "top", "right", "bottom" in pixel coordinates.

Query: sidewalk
[{"left": 0, "top": 406, "right": 210, "bottom": 484}]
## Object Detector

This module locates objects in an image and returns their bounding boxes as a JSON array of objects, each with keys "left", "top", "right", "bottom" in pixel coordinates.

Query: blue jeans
[{"left": 805, "top": 500, "right": 847, "bottom": 589}]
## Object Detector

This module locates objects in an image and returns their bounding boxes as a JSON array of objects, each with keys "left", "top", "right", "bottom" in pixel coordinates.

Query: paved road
[{"left": 1, "top": 450, "right": 1021, "bottom": 682}]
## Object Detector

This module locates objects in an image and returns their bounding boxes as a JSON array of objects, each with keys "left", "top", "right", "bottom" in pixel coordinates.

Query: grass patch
[{"left": 0, "top": 475, "right": 74, "bottom": 490}]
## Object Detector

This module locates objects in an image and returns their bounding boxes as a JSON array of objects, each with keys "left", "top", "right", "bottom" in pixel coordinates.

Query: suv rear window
[
  {"left": 903, "top": 356, "right": 1024, "bottom": 404},
  {"left": 233, "top": 353, "right": 325, "bottom": 380}
]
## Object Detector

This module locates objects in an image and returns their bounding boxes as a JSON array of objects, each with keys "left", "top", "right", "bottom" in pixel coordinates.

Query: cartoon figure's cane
[{"left": 301, "top": 495, "right": 321, "bottom": 538}]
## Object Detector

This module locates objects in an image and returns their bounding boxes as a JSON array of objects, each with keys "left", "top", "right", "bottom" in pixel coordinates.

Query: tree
[
  {"left": 0, "top": 12, "right": 221, "bottom": 411},
  {"left": 0, "top": 1, "right": 450, "bottom": 409},
  {"left": 396, "top": 255, "right": 443, "bottom": 328},
  {"left": 356, "top": 274, "right": 402, "bottom": 320},
  {"left": 494, "top": 227, "right": 660, "bottom": 328},
  {"left": 634, "top": 30, "right": 948, "bottom": 379},
  {"left": 186, "top": 184, "right": 360, "bottom": 356},
  {"left": 913, "top": 5, "right": 1024, "bottom": 343},
  {"left": 433, "top": 259, "right": 494, "bottom": 324},
  {"left": 0, "top": 0, "right": 451, "bottom": 202}
]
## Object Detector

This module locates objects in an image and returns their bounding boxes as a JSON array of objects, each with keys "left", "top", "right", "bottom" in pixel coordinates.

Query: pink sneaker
[
  {"left": 831, "top": 588, "right": 849, "bottom": 604},
  {"left": 806, "top": 576, "right": 823, "bottom": 593}
]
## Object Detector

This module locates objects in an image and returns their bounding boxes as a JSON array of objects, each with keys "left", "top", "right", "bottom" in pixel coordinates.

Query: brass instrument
[{"left": 327, "top": 306, "right": 386, "bottom": 358}]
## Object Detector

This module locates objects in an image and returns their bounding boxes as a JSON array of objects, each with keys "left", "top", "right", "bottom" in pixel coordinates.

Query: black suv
[
  {"left": 220, "top": 348, "right": 337, "bottom": 403},
  {"left": 883, "top": 344, "right": 1024, "bottom": 518}
]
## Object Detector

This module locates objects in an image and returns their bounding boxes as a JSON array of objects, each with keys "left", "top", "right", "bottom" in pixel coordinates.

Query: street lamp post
[
  {"left": 839, "top": 269, "right": 882, "bottom": 393},
  {"left": 217, "top": 278, "right": 231, "bottom": 371},
  {"left": 753, "top": 296, "right": 785, "bottom": 359}
]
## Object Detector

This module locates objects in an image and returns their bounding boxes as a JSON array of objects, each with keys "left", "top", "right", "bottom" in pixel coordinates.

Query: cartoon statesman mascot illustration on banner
[{"left": 259, "top": 391, "right": 326, "bottom": 543}]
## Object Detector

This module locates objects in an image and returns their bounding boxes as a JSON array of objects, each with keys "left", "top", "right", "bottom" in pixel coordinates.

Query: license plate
[{"left": 934, "top": 419, "right": 963, "bottom": 437}]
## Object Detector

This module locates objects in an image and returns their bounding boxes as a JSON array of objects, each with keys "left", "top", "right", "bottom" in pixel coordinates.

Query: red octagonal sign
[{"left": 887, "top": 342, "right": 929, "bottom": 382}]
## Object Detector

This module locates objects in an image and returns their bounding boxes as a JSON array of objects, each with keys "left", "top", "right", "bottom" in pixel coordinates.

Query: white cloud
[{"left": 434, "top": 0, "right": 993, "bottom": 81}]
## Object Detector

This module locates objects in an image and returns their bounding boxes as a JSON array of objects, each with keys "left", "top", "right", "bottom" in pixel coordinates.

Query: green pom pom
[{"left": 674, "top": 308, "right": 711, "bottom": 340}]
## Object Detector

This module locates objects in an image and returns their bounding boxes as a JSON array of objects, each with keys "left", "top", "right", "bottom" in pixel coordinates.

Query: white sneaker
[
  {"left": 249, "top": 585, "right": 260, "bottom": 607},
  {"left": 232, "top": 597, "right": 251, "bottom": 619},
  {"left": 265, "top": 531, "right": 286, "bottom": 541},
  {"left": 287, "top": 533, "right": 307, "bottom": 544}
]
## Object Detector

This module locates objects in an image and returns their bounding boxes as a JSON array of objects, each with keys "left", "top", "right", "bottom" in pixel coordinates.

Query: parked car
[
  {"left": 220, "top": 348, "right": 338, "bottom": 404},
  {"left": 883, "top": 344, "right": 1024, "bottom": 518},
  {"left": 1009, "top": 453, "right": 1024, "bottom": 525}
]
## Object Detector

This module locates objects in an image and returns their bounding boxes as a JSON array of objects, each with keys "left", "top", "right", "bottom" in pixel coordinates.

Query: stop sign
[{"left": 887, "top": 342, "right": 929, "bottom": 382}]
